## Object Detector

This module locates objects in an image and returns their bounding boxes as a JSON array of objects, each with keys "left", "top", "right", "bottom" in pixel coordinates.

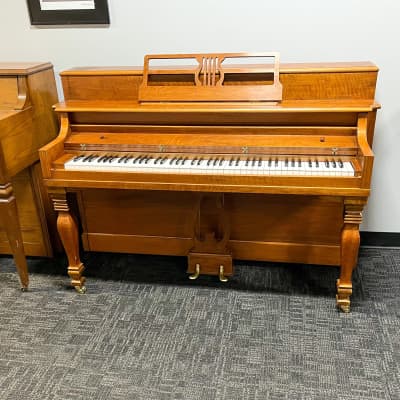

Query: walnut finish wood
[
  {"left": 40, "top": 53, "right": 380, "bottom": 311},
  {"left": 0, "top": 62, "right": 59, "bottom": 288}
]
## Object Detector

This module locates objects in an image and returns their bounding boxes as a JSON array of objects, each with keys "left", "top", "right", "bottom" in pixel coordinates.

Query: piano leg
[
  {"left": 51, "top": 189, "right": 86, "bottom": 293},
  {"left": 0, "top": 183, "right": 29, "bottom": 290},
  {"left": 337, "top": 199, "right": 365, "bottom": 312}
]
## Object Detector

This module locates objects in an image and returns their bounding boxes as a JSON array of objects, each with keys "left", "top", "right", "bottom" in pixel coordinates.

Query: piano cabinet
[
  {"left": 0, "top": 62, "right": 59, "bottom": 289},
  {"left": 40, "top": 53, "right": 380, "bottom": 311}
]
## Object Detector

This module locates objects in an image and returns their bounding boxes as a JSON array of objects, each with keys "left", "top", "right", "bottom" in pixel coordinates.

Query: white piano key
[{"left": 64, "top": 154, "right": 355, "bottom": 177}]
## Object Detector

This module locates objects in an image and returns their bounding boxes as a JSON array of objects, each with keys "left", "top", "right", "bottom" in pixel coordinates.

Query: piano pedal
[
  {"left": 189, "top": 263, "right": 201, "bottom": 280},
  {"left": 218, "top": 265, "right": 228, "bottom": 283},
  {"left": 187, "top": 253, "right": 232, "bottom": 282}
]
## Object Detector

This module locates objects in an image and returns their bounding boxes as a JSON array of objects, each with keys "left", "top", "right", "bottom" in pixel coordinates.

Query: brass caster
[
  {"left": 75, "top": 285, "right": 87, "bottom": 294},
  {"left": 336, "top": 296, "right": 351, "bottom": 313},
  {"left": 20, "top": 287, "right": 28, "bottom": 292},
  {"left": 219, "top": 265, "right": 228, "bottom": 283},
  {"left": 189, "top": 264, "right": 200, "bottom": 280},
  {"left": 337, "top": 303, "right": 350, "bottom": 313}
]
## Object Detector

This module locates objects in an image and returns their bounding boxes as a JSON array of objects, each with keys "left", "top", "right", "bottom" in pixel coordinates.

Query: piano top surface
[
  {"left": 0, "top": 62, "right": 53, "bottom": 75},
  {"left": 54, "top": 99, "right": 380, "bottom": 113},
  {"left": 60, "top": 61, "right": 379, "bottom": 76}
]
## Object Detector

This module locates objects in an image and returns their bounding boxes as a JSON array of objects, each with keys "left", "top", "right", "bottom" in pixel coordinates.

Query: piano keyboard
[{"left": 64, "top": 154, "right": 355, "bottom": 176}]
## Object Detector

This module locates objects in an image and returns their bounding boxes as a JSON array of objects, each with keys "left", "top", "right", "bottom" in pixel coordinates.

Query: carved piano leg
[
  {"left": 51, "top": 189, "right": 86, "bottom": 293},
  {"left": 0, "top": 183, "right": 29, "bottom": 290},
  {"left": 337, "top": 199, "right": 365, "bottom": 312}
]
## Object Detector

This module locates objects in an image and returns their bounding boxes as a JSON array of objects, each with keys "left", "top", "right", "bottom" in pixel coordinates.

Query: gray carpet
[{"left": 0, "top": 247, "right": 399, "bottom": 400}]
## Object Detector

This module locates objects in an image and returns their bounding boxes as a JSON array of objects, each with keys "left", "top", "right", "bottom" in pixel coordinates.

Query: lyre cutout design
[
  {"left": 197, "top": 56, "right": 221, "bottom": 87},
  {"left": 139, "top": 52, "right": 282, "bottom": 103}
]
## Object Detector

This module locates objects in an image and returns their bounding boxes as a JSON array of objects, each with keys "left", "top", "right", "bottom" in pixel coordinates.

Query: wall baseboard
[{"left": 360, "top": 232, "right": 400, "bottom": 247}]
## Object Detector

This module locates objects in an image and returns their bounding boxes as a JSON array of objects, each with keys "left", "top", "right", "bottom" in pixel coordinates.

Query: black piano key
[
  {"left": 268, "top": 158, "right": 272, "bottom": 167},
  {"left": 308, "top": 160, "right": 312, "bottom": 168},
  {"left": 338, "top": 159, "right": 344, "bottom": 168},
  {"left": 298, "top": 160, "right": 302, "bottom": 167},
  {"left": 160, "top": 157, "right": 168, "bottom": 164},
  {"left": 325, "top": 160, "right": 330, "bottom": 168},
  {"left": 275, "top": 159, "right": 279, "bottom": 167},
  {"left": 291, "top": 159, "right": 295, "bottom": 167},
  {"left": 191, "top": 158, "right": 198, "bottom": 165},
  {"left": 258, "top": 158, "right": 262, "bottom": 167},
  {"left": 72, "top": 154, "right": 85, "bottom": 162},
  {"left": 315, "top": 160, "right": 319, "bottom": 168},
  {"left": 236, "top": 157, "right": 240, "bottom": 166},
  {"left": 332, "top": 160, "right": 337, "bottom": 168},
  {"left": 118, "top": 156, "right": 127, "bottom": 163},
  {"left": 182, "top": 157, "right": 188, "bottom": 165},
  {"left": 144, "top": 157, "right": 153, "bottom": 164},
  {"left": 176, "top": 157, "right": 183, "bottom": 165},
  {"left": 82, "top": 154, "right": 94, "bottom": 162},
  {"left": 285, "top": 159, "right": 289, "bottom": 167},
  {"left": 219, "top": 158, "right": 224, "bottom": 166},
  {"left": 252, "top": 158, "right": 256, "bottom": 167},
  {"left": 207, "top": 158, "right": 213, "bottom": 166},
  {"left": 213, "top": 158, "right": 219, "bottom": 166},
  {"left": 124, "top": 156, "right": 133, "bottom": 163},
  {"left": 229, "top": 157, "right": 234, "bottom": 166},
  {"left": 197, "top": 158, "right": 204, "bottom": 165},
  {"left": 170, "top": 157, "right": 177, "bottom": 165},
  {"left": 154, "top": 157, "right": 162, "bottom": 164},
  {"left": 88, "top": 155, "right": 98, "bottom": 162},
  {"left": 245, "top": 158, "right": 250, "bottom": 167}
]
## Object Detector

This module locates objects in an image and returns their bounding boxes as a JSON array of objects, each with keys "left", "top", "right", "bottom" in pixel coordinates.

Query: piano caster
[
  {"left": 75, "top": 285, "right": 87, "bottom": 294},
  {"left": 189, "top": 263, "right": 200, "bottom": 280},
  {"left": 219, "top": 265, "right": 228, "bottom": 283},
  {"left": 336, "top": 280, "right": 352, "bottom": 313},
  {"left": 336, "top": 298, "right": 351, "bottom": 313},
  {"left": 20, "top": 287, "right": 28, "bottom": 292}
]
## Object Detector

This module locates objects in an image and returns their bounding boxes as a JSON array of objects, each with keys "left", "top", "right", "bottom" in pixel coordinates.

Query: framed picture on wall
[{"left": 27, "top": 0, "right": 110, "bottom": 25}]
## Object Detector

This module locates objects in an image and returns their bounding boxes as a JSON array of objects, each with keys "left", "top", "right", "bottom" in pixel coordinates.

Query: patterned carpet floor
[{"left": 0, "top": 247, "right": 399, "bottom": 400}]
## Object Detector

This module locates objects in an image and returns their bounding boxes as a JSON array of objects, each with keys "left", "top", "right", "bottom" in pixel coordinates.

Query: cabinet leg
[
  {"left": 0, "top": 183, "right": 28, "bottom": 289},
  {"left": 52, "top": 190, "right": 85, "bottom": 293},
  {"left": 337, "top": 199, "right": 364, "bottom": 312}
]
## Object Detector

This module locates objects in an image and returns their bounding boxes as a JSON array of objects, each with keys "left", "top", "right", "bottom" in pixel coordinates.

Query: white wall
[{"left": 2, "top": 0, "right": 399, "bottom": 232}]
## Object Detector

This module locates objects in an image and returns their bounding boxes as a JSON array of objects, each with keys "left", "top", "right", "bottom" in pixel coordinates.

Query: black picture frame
[{"left": 27, "top": 0, "right": 110, "bottom": 25}]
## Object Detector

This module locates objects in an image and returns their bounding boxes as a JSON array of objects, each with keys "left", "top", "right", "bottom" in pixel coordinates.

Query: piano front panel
[
  {"left": 0, "top": 77, "right": 19, "bottom": 109},
  {"left": 76, "top": 189, "right": 342, "bottom": 266},
  {"left": 68, "top": 110, "right": 361, "bottom": 127},
  {"left": 60, "top": 63, "right": 378, "bottom": 102}
]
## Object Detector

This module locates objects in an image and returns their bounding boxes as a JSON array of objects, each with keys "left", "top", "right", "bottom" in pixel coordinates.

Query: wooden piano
[
  {"left": 0, "top": 62, "right": 59, "bottom": 289},
  {"left": 39, "top": 53, "right": 380, "bottom": 311}
]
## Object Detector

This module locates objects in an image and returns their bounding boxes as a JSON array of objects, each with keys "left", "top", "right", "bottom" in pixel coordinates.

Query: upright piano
[
  {"left": 0, "top": 62, "right": 59, "bottom": 289},
  {"left": 39, "top": 53, "right": 380, "bottom": 311}
]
